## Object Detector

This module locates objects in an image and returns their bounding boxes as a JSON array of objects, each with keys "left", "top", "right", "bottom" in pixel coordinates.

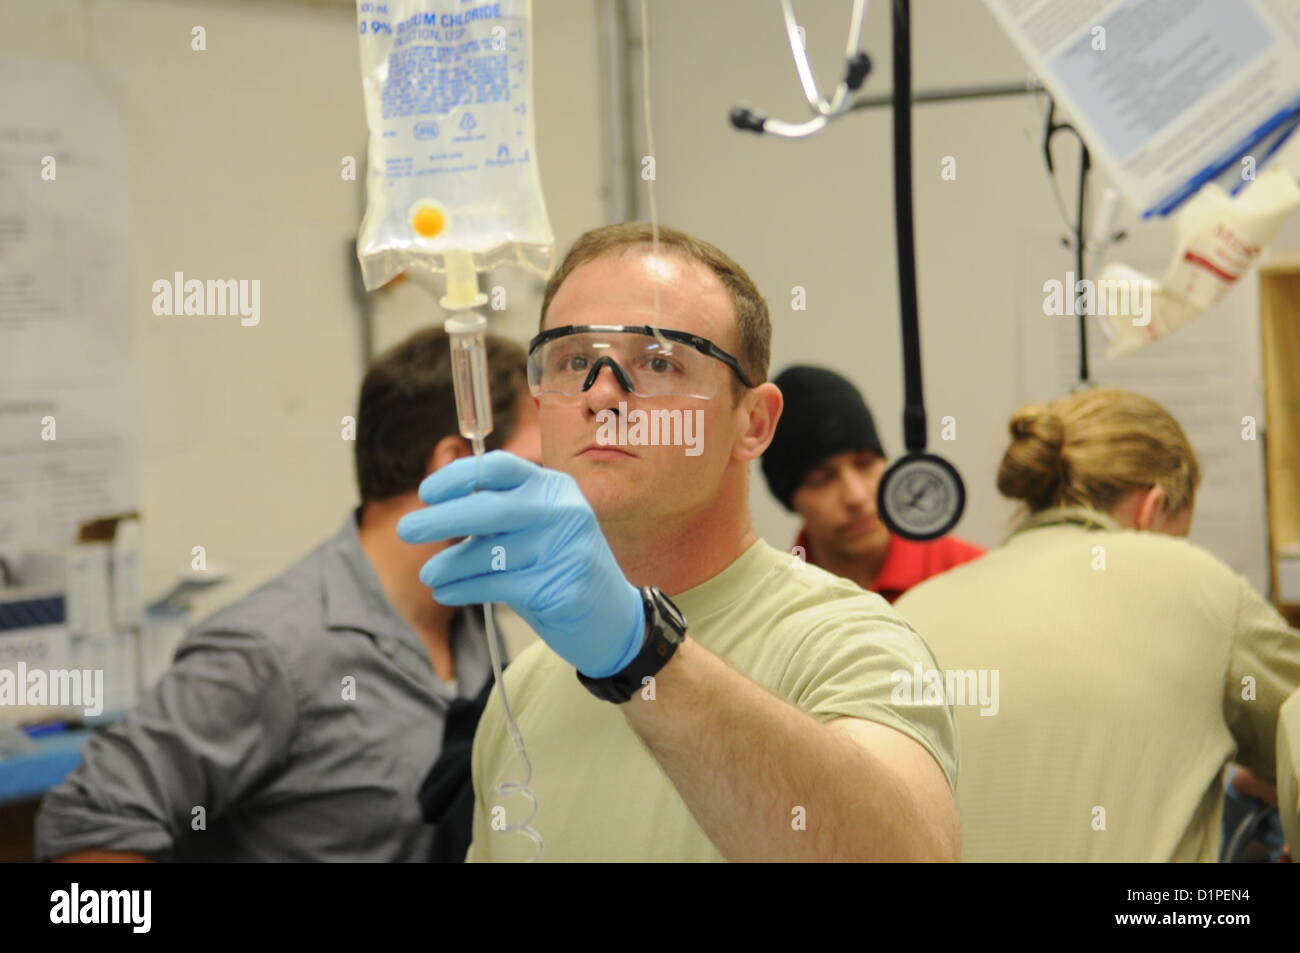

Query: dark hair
[
  {"left": 355, "top": 326, "right": 527, "bottom": 503},
  {"left": 540, "top": 221, "right": 771, "bottom": 398}
]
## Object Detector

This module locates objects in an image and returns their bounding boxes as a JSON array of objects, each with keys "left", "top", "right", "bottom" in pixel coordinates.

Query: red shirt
[{"left": 793, "top": 527, "right": 985, "bottom": 604}]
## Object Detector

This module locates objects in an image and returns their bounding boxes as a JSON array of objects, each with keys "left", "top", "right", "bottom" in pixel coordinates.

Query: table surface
[{"left": 0, "top": 722, "right": 110, "bottom": 807}]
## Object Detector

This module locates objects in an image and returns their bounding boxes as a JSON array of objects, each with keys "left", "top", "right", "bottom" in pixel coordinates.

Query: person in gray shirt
[{"left": 36, "top": 326, "right": 540, "bottom": 862}]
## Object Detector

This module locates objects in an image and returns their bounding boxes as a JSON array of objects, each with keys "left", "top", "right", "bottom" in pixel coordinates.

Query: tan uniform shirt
[
  {"left": 468, "top": 538, "right": 956, "bottom": 862},
  {"left": 895, "top": 506, "right": 1300, "bottom": 862}
]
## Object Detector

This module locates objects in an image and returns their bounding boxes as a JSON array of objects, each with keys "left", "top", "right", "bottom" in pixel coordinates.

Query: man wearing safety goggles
[
  {"left": 526, "top": 323, "right": 753, "bottom": 401},
  {"left": 398, "top": 222, "right": 959, "bottom": 862}
]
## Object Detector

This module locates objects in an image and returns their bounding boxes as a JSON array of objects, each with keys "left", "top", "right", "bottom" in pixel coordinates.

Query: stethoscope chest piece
[{"left": 878, "top": 451, "right": 965, "bottom": 542}]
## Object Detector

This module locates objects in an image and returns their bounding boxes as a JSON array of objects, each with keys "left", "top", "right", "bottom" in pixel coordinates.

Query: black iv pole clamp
[{"left": 875, "top": 0, "right": 965, "bottom": 541}]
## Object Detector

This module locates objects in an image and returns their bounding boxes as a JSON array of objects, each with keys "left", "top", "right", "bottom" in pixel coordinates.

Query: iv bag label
[{"left": 382, "top": 43, "right": 510, "bottom": 120}]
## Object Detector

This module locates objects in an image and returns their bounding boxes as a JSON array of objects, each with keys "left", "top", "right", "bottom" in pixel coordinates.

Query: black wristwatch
[{"left": 577, "top": 586, "right": 688, "bottom": 704}]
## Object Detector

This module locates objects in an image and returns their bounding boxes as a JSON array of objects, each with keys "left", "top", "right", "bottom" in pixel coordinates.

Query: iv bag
[
  {"left": 355, "top": 0, "right": 555, "bottom": 290},
  {"left": 1098, "top": 168, "right": 1300, "bottom": 358}
]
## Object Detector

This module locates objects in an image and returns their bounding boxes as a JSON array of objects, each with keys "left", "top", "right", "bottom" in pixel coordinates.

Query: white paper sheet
[{"left": 0, "top": 58, "right": 136, "bottom": 562}]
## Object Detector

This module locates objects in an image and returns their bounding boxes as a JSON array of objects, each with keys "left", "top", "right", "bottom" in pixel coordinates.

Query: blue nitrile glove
[{"left": 396, "top": 451, "right": 646, "bottom": 678}]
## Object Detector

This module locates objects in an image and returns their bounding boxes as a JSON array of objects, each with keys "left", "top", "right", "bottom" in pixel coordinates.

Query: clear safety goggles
[{"left": 527, "top": 325, "right": 755, "bottom": 400}]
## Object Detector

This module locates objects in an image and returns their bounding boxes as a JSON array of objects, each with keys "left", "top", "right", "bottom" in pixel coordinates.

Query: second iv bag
[{"left": 354, "top": 0, "right": 555, "bottom": 290}]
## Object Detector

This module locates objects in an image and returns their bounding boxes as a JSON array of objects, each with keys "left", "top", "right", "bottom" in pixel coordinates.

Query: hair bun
[
  {"left": 998, "top": 405, "right": 1066, "bottom": 507},
  {"left": 1009, "top": 406, "right": 1064, "bottom": 450}
]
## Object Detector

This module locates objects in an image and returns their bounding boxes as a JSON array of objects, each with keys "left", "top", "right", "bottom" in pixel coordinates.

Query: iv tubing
[{"left": 473, "top": 435, "right": 544, "bottom": 861}]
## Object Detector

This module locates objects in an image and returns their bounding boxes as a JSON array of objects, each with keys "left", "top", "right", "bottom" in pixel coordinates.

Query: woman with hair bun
[{"left": 895, "top": 388, "right": 1300, "bottom": 862}]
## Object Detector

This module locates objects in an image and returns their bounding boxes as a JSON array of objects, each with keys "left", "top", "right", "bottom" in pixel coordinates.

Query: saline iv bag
[{"left": 354, "top": 0, "right": 555, "bottom": 289}]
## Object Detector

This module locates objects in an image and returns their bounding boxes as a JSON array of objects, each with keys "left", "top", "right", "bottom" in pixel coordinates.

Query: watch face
[
  {"left": 878, "top": 453, "right": 965, "bottom": 541},
  {"left": 648, "top": 587, "right": 687, "bottom": 639}
]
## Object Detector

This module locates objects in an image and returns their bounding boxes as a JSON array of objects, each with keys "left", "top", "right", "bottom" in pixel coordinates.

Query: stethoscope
[
  {"left": 729, "top": 0, "right": 872, "bottom": 139},
  {"left": 731, "top": 0, "right": 966, "bottom": 541}
]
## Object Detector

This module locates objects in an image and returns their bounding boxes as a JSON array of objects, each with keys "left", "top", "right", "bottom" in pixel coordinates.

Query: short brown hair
[
  {"left": 997, "top": 388, "right": 1201, "bottom": 517},
  {"left": 355, "top": 326, "right": 527, "bottom": 503},
  {"left": 539, "top": 221, "right": 770, "bottom": 395}
]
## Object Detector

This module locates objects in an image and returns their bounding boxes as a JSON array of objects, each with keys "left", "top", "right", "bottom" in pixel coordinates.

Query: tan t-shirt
[
  {"left": 894, "top": 506, "right": 1300, "bottom": 862},
  {"left": 467, "top": 537, "right": 956, "bottom": 862}
]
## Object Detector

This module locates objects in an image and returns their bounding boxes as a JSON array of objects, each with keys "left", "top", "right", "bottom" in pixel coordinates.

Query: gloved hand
[{"left": 396, "top": 451, "right": 646, "bottom": 678}]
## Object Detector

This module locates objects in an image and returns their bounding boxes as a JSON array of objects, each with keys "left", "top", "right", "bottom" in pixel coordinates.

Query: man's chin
[
  {"left": 835, "top": 526, "right": 890, "bottom": 555},
  {"left": 566, "top": 465, "right": 633, "bottom": 514}
]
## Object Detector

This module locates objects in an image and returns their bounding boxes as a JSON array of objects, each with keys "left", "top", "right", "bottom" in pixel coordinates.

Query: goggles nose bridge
[{"left": 581, "top": 354, "right": 637, "bottom": 394}]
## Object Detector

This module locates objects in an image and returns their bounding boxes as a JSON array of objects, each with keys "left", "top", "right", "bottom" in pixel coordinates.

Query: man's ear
[
  {"left": 1134, "top": 485, "right": 1168, "bottom": 531},
  {"left": 426, "top": 434, "right": 473, "bottom": 477},
  {"left": 733, "top": 382, "right": 783, "bottom": 463}
]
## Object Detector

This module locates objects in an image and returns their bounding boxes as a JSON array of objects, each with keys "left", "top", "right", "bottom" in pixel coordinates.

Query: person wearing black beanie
[{"left": 761, "top": 365, "right": 984, "bottom": 603}]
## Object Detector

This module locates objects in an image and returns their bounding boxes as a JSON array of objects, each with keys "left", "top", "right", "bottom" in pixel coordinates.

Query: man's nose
[
  {"left": 581, "top": 360, "right": 630, "bottom": 415},
  {"left": 842, "top": 469, "right": 873, "bottom": 511}
]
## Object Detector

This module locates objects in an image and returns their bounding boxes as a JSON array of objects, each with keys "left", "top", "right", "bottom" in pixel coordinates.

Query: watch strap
[{"left": 577, "top": 586, "right": 686, "bottom": 703}]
